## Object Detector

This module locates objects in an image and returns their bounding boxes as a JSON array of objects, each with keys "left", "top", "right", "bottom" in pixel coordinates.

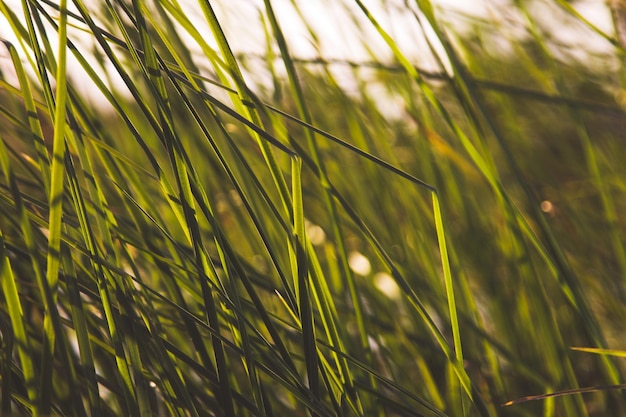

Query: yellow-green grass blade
[
  {"left": 432, "top": 191, "right": 463, "bottom": 368},
  {"left": 36, "top": 0, "right": 69, "bottom": 411},
  {"left": 571, "top": 348, "right": 626, "bottom": 359},
  {"left": 0, "top": 138, "right": 39, "bottom": 415},
  {"left": 1, "top": 40, "right": 50, "bottom": 194},
  {"left": 291, "top": 156, "right": 321, "bottom": 408}
]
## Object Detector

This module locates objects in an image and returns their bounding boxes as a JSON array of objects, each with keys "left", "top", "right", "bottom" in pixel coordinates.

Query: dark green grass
[{"left": 0, "top": 0, "right": 625, "bottom": 416}]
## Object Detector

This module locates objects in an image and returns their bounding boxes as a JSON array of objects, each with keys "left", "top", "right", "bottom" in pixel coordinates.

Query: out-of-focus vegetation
[{"left": 0, "top": 0, "right": 625, "bottom": 416}]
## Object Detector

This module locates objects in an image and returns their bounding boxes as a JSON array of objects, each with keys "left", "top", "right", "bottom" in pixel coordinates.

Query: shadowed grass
[{"left": 0, "top": 1, "right": 625, "bottom": 416}]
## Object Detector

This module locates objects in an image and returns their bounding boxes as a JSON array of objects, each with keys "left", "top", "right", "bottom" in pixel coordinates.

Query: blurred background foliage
[{"left": 0, "top": 0, "right": 625, "bottom": 416}]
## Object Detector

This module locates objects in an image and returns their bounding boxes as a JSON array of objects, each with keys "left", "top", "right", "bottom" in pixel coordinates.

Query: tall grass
[{"left": 0, "top": 0, "right": 625, "bottom": 416}]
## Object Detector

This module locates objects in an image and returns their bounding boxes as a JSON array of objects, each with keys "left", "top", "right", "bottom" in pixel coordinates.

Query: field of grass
[{"left": 1, "top": 0, "right": 625, "bottom": 416}]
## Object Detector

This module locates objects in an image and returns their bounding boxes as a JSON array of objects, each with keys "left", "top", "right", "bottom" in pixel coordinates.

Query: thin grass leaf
[
  {"left": 503, "top": 384, "right": 626, "bottom": 407},
  {"left": 571, "top": 348, "right": 626, "bottom": 358},
  {"left": 431, "top": 191, "right": 463, "bottom": 370},
  {"left": 37, "top": 0, "right": 69, "bottom": 412}
]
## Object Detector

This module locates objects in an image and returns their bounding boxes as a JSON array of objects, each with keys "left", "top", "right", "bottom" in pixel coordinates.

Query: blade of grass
[
  {"left": 291, "top": 156, "right": 321, "bottom": 409},
  {"left": 38, "top": 0, "right": 69, "bottom": 411}
]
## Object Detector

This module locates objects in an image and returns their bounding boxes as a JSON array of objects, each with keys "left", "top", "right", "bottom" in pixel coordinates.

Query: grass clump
[{"left": 0, "top": 0, "right": 625, "bottom": 416}]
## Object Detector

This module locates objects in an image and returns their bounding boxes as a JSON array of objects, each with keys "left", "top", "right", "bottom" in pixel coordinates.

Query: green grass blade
[
  {"left": 0, "top": 137, "right": 38, "bottom": 415},
  {"left": 432, "top": 191, "right": 463, "bottom": 366}
]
